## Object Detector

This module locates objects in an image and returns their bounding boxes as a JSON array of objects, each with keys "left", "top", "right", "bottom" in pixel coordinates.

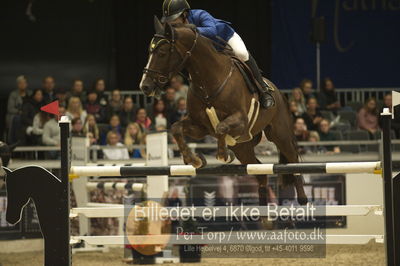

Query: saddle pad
[{"left": 205, "top": 98, "right": 260, "bottom": 146}]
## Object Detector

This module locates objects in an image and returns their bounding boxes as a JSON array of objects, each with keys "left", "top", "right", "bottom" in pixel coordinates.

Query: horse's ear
[
  {"left": 164, "top": 23, "right": 176, "bottom": 40},
  {"left": 154, "top": 15, "right": 164, "bottom": 35},
  {"left": 8, "top": 142, "right": 19, "bottom": 152}
]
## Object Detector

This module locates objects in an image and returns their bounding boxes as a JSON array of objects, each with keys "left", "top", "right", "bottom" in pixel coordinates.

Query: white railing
[
  {"left": 15, "top": 139, "right": 399, "bottom": 154},
  {"left": 106, "top": 88, "right": 398, "bottom": 109},
  {"left": 13, "top": 139, "right": 399, "bottom": 163}
]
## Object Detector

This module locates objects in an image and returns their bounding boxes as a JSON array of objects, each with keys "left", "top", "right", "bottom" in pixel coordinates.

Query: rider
[{"left": 161, "top": 0, "right": 275, "bottom": 109}]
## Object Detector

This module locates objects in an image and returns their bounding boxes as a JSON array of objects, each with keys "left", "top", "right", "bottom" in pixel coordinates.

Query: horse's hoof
[
  {"left": 193, "top": 153, "right": 207, "bottom": 169},
  {"left": 295, "top": 175, "right": 308, "bottom": 205},
  {"left": 226, "top": 150, "right": 235, "bottom": 163},
  {"left": 216, "top": 150, "right": 235, "bottom": 164},
  {"left": 182, "top": 156, "right": 190, "bottom": 165},
  {"left": 297, "top": 196, "right": 308, "bottom": 206}
]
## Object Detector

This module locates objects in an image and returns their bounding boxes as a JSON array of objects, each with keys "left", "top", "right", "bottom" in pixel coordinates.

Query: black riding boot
[{"left": 245, "top": 55, "right": 275, "bottom": 108}]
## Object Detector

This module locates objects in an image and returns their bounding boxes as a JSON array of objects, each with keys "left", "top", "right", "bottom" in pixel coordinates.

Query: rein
[
  {"left": 189, "top": 59, "right": 235, "bottom": 107},
  {"left": 143, "top": 28, "right": 235, "bottom": 107},
  {"left": 143, "top": 31, "right": 199, "bottom": 90}
]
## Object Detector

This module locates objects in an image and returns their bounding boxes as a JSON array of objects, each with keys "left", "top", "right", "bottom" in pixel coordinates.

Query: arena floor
[{"left": 0, "top": 243, "right": 384, "bottom": 266}]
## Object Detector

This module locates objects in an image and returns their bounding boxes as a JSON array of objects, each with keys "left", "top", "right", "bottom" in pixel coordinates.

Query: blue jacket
[{"left": 188, "top": 9, "right": 235, "bottom": 48}]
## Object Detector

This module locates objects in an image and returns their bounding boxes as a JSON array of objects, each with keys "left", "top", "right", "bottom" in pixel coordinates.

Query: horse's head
[
  {"left": 4, "top": 168, "right": 28, "bottom": 225},
  {"left": 0, "top": 141, "right": 16, "bottom": 168},
  {"left": 140, "top": 16, "right": 198, "bottom": 97}
]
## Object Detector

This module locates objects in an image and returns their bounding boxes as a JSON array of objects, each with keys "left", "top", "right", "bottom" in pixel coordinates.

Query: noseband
[{"left": 143, "top": 30, "right": 199, "bottom": 89}]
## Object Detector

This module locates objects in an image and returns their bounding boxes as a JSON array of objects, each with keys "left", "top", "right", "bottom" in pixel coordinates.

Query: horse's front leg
[
  {"left": 215, "top": 112, "right": 246, "bottom": 163},
  {"left": 171, "top": 116, "right": 208, "bottom": 168}
]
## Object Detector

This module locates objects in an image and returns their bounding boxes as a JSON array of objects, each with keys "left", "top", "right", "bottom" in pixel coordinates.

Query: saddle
[
  {"left": 232, "top": 57, "right": 259, "bottom": 96},
  {"left": 205, "top": 54, "right": 268, "bottom": 146},
  {"left": 218, "top": 41, "right": 273, "bottom": 97},
  {"left": 202, "top": 41, "right": 274, "bottom": 145}
]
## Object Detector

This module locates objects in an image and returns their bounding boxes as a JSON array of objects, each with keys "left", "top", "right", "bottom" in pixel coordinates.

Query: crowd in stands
[
  {"left": 5, "top": 75, "right": 188, "bottom": 159},
  {"left": 5, "top": 74, "right": 400, "bottom": 159},
  {"left": 290, "top": 78, "right": 400, "bottom": 154}
]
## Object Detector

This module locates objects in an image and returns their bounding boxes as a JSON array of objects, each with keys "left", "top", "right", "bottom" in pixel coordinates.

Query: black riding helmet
[{"left": 161, "top": 0, "right": 190, "bottom": 23}]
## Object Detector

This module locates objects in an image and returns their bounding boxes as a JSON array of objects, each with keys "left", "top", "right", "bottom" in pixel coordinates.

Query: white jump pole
[{"left": 70, "top": 161, "right": 382, "bottom": 177}]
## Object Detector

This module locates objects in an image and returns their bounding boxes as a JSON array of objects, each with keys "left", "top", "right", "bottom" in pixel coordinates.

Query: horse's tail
[
  {"left": 280, "top": 91, "right": 300, "bottom": 159},
  {"left": 279, "top": 91, "right": 301, "bottom": 186}
]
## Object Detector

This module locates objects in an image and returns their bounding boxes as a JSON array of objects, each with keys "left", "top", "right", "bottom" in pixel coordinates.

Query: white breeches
[{"left": 227, "top": 32, "right": 249, "bottom": 61}]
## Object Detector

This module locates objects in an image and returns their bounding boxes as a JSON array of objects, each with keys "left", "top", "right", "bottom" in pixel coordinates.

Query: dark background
[
  {"left": 114, "top": 0, "right": 271, "bottom": 93},
  {"left": 272, "top": 0, "right": 400, "bottom": 89},
  {"left": 1, "top": 0, "right": 400, "bottom": 136},
  {"left": 0, "top": 0, "right": 271, "bottom": 94}
]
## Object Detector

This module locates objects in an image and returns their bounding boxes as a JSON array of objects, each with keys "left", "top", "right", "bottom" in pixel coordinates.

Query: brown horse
[{"left": 140, "top": 18, "right": 307, "bottom": 205}]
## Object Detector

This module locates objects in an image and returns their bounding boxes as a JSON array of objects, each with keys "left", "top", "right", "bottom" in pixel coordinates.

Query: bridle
[
  {"left": 143, "top": 28, "right": 234, "bottom": 107},
  {"left": 143, "top": 30, "right": 199, "bottom": 90}
]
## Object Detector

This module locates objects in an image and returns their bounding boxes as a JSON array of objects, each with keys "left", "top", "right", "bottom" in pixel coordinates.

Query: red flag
[{"left": 40, "top": 101, "right": 59, "bottom": 116}]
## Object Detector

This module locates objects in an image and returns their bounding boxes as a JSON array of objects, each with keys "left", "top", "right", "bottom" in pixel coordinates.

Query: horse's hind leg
[
  {"left": 229, "top": 135, "right": 270, "bottom": 206},
  {"left": 264, "top": 126, "right": 308, "bottom": 205}
]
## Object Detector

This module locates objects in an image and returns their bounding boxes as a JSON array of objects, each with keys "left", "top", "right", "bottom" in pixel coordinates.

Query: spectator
[
  {"left": 294, "top": 117, "right": 309, "bottom": 142},
  {"left": 289, "top": 100, "right": 301, "bottom": 120},
  {"left": 124, "top": 123, "right": 145, "bottom": 158},
  {"left": 66, "top": 96, "right": 87, "bottom": 122},
  {"left": 169, "top": 97, "right": 187, "bottom": 125},
  {"left": 85, "top": 90, "right": 104, "bottom": 122},
  {"left": 83, "top": 114, "right": 100, "bottom": 143},
  {"left": 294, "top": 117, "right": 309, "bottom": 154},
  {"left": 301, "top": 98, "right": 323, "bottom": 131},
  {"left": 318, "top": 119, "right": 341, "bottom": 153},
  {"left": 87, "top": 132, "right": 97, "bottom": 146},
  {"left": 42, "top": 76, "right": 56, "bottom": 104},
  {"left": 136, "top": 108, "right": 152, "bottom": 131},
  {"left": 103, "top": 131, "right": 129, "bottom": 160},
  {"left": 82, "top": 113, "right": 102, "bottom": 160},
  {"left": 305, "top": 131, "right": 326, "bottom": 154},
  {"left": 289, "top": 87, "right": 306, "bottom": 115},
  {"left": 68, "top": 79, "right": 86, "bottom": 103},
  {"left": 163, "top": 87, "right": 177, "bottom": 113},
  {"left": 55, "top": 88, "right": 68, "bottom": 107},
  {"left": 300, "top": 79, "right": 316, "bottom": 101},
  {"left": 6, "top": 75, "right": 30, "bottom": 143},
  {"left": 318, "top": 78, "right": 340, "bottom": 113},
  {"left": 59, "top": 104, "right": 67, "bottom": 116},
  {"left": 108, "top": 89, "right": 123, "bottom": 114},
  {"left": 357, "top": 97, "right": 379, "bottom": 137},
  {"left": 71, "top": 118, "right": 84, "bottom": 137},
  {"left": 170, "top": 75, "right": 188, "bottom": 100},
  {"left": 94, "top": 78, "right": 108, "bottom": 106},
  {"left": 42, "top": 112, "right": 61, "bottom": 159},
  {"left": 21, "top": 89, "right": 43, "bottom": 144},
  {"left": 101, "top": 114, "right": 123, "bottom": 145},
  {"left": 119, "top": 96, "right": 137, "bottom": 128},
  {"left": 42, "top": 115, "right": 60, "bottom": 146},
  {"left": 28, "top": 111, "right": 50, "bottom": 145},
  {"left": 149, "top": 99, "right": 169, "bottom": 129}
]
